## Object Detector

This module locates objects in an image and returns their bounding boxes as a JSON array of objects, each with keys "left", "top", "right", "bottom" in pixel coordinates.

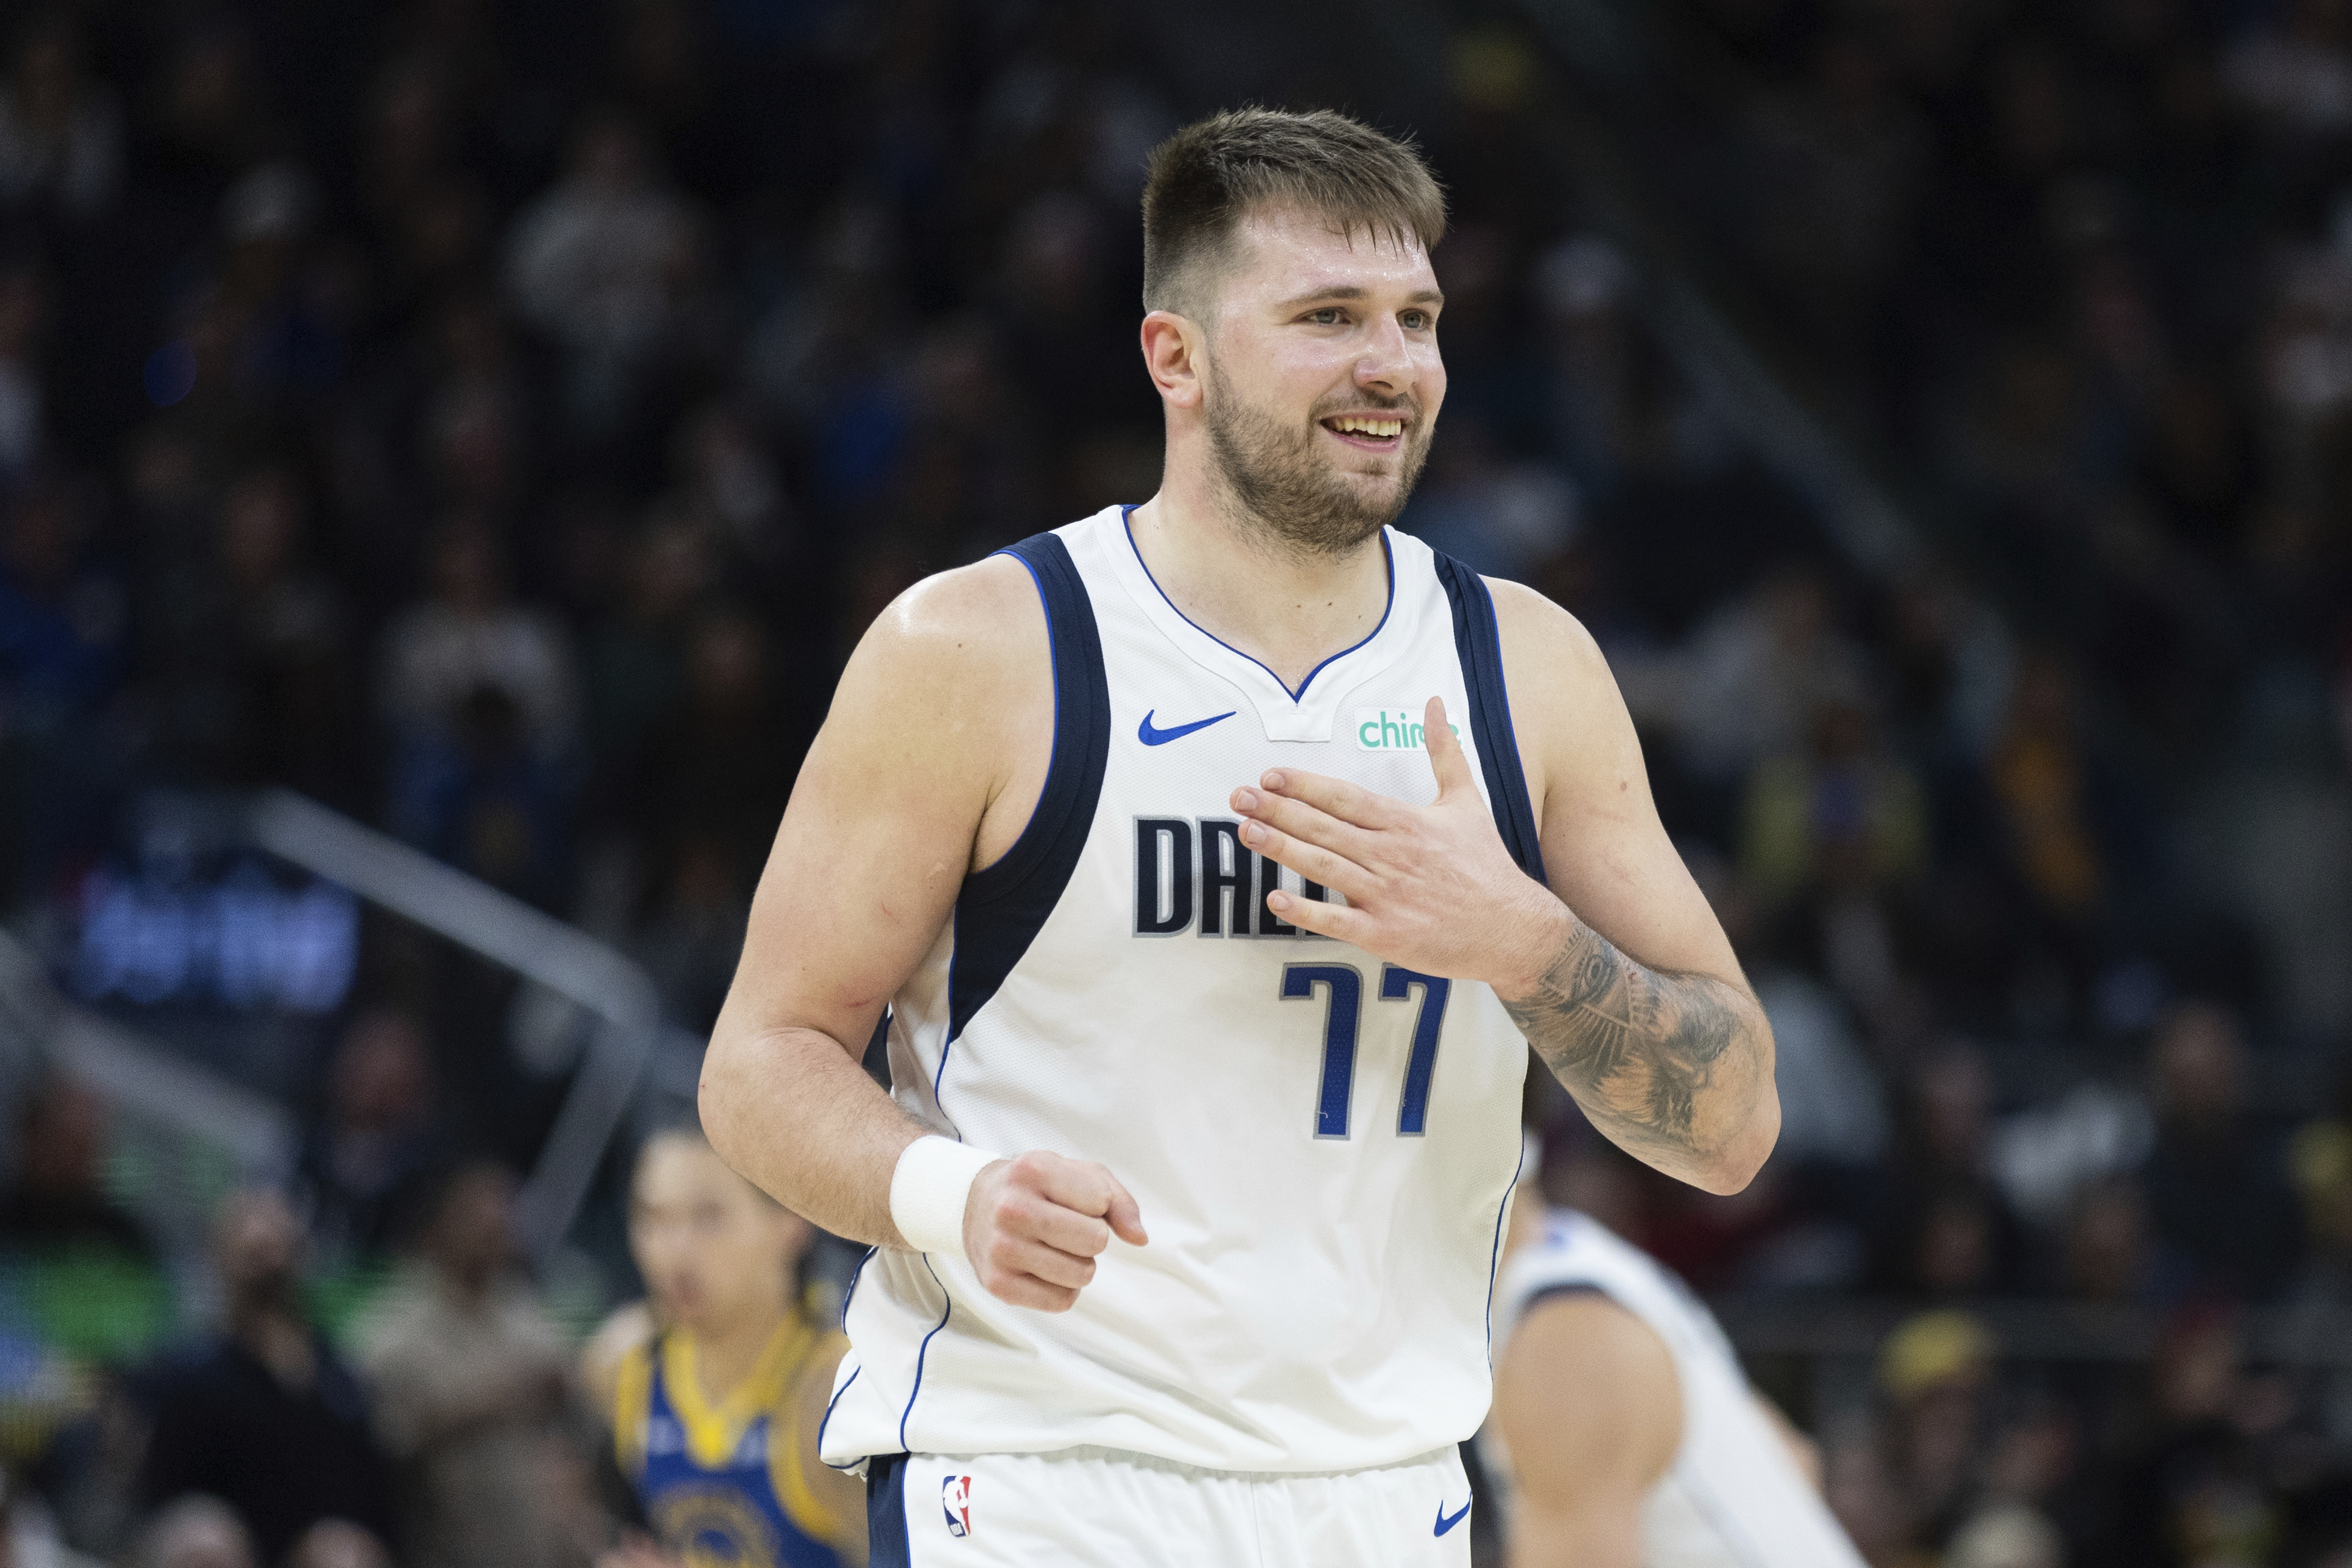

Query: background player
[
  {"left": 700, "top": 107, "right": 1779, "bottom": 1563},
  {"left": 1488, "top": 1153, "right": 1865, "bottom": 1568},
  {"left": 584, "top": 1128, "right": 865, "bottom": 1568}
]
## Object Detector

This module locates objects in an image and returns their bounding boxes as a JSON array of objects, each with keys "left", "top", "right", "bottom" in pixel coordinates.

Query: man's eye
[
  {"left": 1402, "top": 311, "right": 1431, "bottom": 330},
  {"left": 1307, "top": 308, "right": 1343, "bottom": 325}
]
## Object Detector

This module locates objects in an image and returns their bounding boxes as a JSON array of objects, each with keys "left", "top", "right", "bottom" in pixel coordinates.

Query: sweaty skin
[
  {"left": 1494, "top": 1291, "right": 1682, "bottom": 1568},
  {"left": 699, "top": 201, "right": 1775, "bottom": 1319}
]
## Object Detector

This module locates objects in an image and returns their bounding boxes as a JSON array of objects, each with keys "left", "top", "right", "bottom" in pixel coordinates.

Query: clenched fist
[{"left": 963, "top": 1150, "right": 1148, "bottom": 1312}]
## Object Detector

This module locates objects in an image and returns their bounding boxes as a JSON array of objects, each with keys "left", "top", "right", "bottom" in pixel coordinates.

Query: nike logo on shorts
[
  {"left": 1434, "top": 1497, "right": 1472, "bottom": 1536},
  {"left": 1137, "top": 709, "right": 1236, "bottom": 746}
]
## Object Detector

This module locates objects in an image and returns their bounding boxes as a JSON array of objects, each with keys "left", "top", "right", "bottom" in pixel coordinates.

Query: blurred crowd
[{"left": 0, "top": 0, "right": 2344, "bottom": 1564}]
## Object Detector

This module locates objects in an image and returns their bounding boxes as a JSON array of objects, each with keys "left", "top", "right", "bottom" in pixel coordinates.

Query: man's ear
[{"left": 1141, "top": 310, "right": 1205, "bottom": 410}]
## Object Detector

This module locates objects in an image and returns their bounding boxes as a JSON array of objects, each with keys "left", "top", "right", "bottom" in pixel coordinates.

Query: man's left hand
[{"left": 1231, "top": 695, "right": 1564, "bottom": 991}]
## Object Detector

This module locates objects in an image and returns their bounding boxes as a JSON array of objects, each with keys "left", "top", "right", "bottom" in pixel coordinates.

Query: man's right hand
[{"left": 962, "top": 1151, "right": 1148, "bottom": 1312}]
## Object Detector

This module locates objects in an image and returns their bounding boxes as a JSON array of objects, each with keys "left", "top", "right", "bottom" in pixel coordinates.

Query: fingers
[
  {"left": 1232, "top": 784, "right": 1379, "bottom": 865},
  {"left": 1422, "top": 695, "right": 1478, "bottom": 797},
  {"left": 1249, "top": 767, "right": 1403, "bottom": 829},
  {"left": 981, "top": 1233, "right": 1098, "bottom": 1291},
  {"left": 1263, "top": 888, "right": 1373, "bottom": 945},
  {"left": 969, "top": 1152, "right": 1149, "bottom": 1313},
  {"left": 1235, "top": 816, "right": 1373, "bottom": 901},
  {"left": 976, "top": 1266, "right": 1080, "bottom": 1313},
  {"left": 1103, "top": 1180, "right": 1149, "bottom": 1248},
  {"left": 1000, "top": 1182, "right": 1111, "bottom": 1255},
  {"left": 1027, "top": 1154, "right": 1147, "bottom": 1244}
]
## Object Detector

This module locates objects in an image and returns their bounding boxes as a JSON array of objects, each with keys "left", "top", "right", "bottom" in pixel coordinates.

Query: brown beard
[{"left": 1202, "top": 366, "right": 1432, "bottom": 557}]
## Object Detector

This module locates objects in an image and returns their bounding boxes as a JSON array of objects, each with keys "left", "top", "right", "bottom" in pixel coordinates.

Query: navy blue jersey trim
[
  {"left": 1485, "top": 1138, "right": 1527, "bottom": 1363},
  {"left": 1433, "top": 554, "right": 1548, "bottom": 885},
  {"left": 1122, "top": 505, "right": 1395, "bottom": 702},
  {"left": 866, "top": 1452, "right": 911, "bottom": 1566},
  {"left": 817, "top": 1367, "right": 860, "bottom": 1472},
  {"left": 944, "top": 533, "right": 1111, "bottom": 1047},
  {"left": 899, "top": 1256, "right": 953, "bottom": 1449},
  {"left": 840, "top": 1246, "right": 874, "bottom": 1328},
  {"left": 1518, "top": 1281, "right": 1611, "bottom": 1320}
]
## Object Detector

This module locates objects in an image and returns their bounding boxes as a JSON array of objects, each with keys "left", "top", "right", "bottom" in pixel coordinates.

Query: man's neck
[
  {"left": 1127, "top": 489, "right": 1391, "bottom": 692},
  {"left": 231, "top": 1305, "right": 318, "bottom": 1393},
  {"left": 692, "top": 1297, "right": 791, "bottom": 1403}
]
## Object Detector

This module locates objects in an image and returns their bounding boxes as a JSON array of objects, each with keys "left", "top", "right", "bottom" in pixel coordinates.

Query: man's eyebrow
[{"left": 1275, "top": 285, "right": 1447, "bottom": 310}]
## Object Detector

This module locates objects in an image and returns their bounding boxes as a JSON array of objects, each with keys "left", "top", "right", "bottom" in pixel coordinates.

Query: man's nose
[{"left": 1354, "top": 314, "right": 1416, "bottom": 396}]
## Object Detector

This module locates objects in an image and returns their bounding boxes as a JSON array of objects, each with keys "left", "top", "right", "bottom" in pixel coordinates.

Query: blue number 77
[{"left": 1281, "top": 963, "right": 1453, "bottom": 1140}]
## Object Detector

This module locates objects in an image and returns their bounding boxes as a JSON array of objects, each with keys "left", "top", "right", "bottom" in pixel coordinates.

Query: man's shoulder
[
  {"left": 1481, "top": 576, "right": 1606, "bottom": 672},
  {"left": 835, "top": 553, "right": 1051, "bottom": 732},
  {"left": 877, "top": 553, "right": 1043, "bottom": 651},
  {"left": 1478, "top": 576, "right": 1616, "bottom": 749}
]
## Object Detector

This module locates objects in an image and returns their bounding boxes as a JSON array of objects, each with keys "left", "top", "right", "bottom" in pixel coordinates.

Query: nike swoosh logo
[
  {"left": 1137, "top": 709, "right": 1236, "bottom": 746},
  {"left": 1434, "top": 1498, "right": 1472, "bottom": 1536}
]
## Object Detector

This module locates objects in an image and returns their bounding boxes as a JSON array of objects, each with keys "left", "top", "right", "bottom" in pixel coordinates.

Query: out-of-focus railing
[
  {"left": 0, "top": 926, "right": 294, "bottom": 1256},
  {"left": 240, "top": 789, "right": 662, "bottom": 1262}
]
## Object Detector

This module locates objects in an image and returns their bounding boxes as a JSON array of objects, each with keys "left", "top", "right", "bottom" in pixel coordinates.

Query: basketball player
[
  {"left": 700, "top": 107, "right": 1780, "bottom": 1565},
  {"left": 1488, "top": 1178, "right": 1865, "bottom": 1566},
  {"left": 584, "top": 1129, "right": 866, "bottom": 1568}
]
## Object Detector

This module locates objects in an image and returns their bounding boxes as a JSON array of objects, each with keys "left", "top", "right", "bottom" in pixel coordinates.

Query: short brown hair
[{"left": 1141, "top": 107, "right": 1447, "bottom": 317}]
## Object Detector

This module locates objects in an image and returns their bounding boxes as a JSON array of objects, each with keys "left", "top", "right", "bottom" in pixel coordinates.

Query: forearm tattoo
[{"left": 1502, "top": 920, "right": 1757, "bottom": 1167}]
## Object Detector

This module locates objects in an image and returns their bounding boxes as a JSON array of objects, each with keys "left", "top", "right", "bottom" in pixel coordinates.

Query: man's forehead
[{"left": 1226, "top": 201, "right": 1437, "bottom": 297}]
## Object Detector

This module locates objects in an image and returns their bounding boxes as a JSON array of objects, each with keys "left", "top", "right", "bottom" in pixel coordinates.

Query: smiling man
[{"left": 700, "top": 108, "right": 1779, "bottom": 1567}]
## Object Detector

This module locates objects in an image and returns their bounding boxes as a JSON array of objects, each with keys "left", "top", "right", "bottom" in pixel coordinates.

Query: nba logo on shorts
[{"left": 941, "top": 1474, "right": 973, "bottom": 1537}]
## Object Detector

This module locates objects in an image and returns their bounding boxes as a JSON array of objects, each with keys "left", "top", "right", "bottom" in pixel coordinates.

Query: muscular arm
[
  {"left": 699, "top": 558, "right": 1144, "bottom": 1310},
  {"left": 1493, "top": 1291, "right": 1682, "bottom": 1568},
  {"left": 1492, "top": 582, "right": 1777, "bottom": 1190},
  {"left": 700, "top": 560, "right": 1038, "bottom": 1246}
]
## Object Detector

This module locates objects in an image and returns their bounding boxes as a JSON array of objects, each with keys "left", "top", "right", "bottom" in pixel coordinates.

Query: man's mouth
[{"left": 1319, "top": 412, "right": 1406, "bottom": 451}]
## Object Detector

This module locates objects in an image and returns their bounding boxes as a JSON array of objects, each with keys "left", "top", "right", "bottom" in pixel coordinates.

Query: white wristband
[{"left": 890, "top": 1136, "right": 1002, "bottom": 1257}]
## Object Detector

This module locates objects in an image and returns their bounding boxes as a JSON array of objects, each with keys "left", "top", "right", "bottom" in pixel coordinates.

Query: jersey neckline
[{"left": 1118, "top": 503, "right": 1396, "bottom": 705}]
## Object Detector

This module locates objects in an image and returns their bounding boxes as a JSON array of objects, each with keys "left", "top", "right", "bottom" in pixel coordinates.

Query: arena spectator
[
  {"left": 294, "top": 1008, "right": 447, "bottom": 1265},
  {"left": 0, "top": 1074, "right": 150, "bottom": 1262},
  {"left": 1873, "top": 1310, "right": 2002, "bottom": 1558},
  {"left": 2059, "top": 1175, "right": 2160, "bottom": 1306},
  {"left": 1869, "top": 1048, "right": 2031, "bottom": 1300},
  {"left": 1667, "top": 565, "right": 1873, "bottom": 804},
  {"left": 503, "top": 110, "right": 703, "bottom": 449},
  {"left": 0, "top": 1462, "right": 101, "bottom": 1568},
  {"left": 285, "top": 1518, "right": 396, "bottom": 1568},
  {"left": 380, "top": 520, "right": 577, "bottom": 756},
  {"left": 136, "top": 1189, "right": 398, "bottom": 1563},
  {"left": 381, "top": 520, "right": 577, "bottom": 902},
  {"left": 0, "top": 14, "right": 121, "bottom": 226},
  {"left": 624, "top": 606, "right": 796, "bottom": 867},
  {"left": 131, "top": 1495, "right": 254, "bottom": 1568},
  {"left": 2140, "top": 1001, "right": 2303, "bottom": 1302},
  {"left": 355, "top": 1161, "right": 575, "bottom": 1568}
]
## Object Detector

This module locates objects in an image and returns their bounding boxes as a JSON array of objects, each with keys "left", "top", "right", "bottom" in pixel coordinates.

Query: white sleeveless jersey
[
  {"left": 1491, "top": 1209, "right": 1867, "bottom": 1568},
  {"left": 820, "top": 505, "right": 1543, "bottom": 1474}
]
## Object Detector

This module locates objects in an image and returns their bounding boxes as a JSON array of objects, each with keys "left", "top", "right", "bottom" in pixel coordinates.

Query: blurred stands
[{"left": 0, "top": 0, "right": 2344, "bottom": 1563}]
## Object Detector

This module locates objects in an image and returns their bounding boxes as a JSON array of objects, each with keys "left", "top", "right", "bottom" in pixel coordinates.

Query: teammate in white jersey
[
  {"left": 1490, "top": 1196, "right": 1866, "bottom": 1568},
  {"left": 699, "top": 107, "right": 1780, "bottom": 1565}
]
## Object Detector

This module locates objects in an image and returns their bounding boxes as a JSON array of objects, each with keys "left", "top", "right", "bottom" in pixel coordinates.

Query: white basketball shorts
[{"left": 866, "top": 1446, "right": 1476, "bottom": 1566}]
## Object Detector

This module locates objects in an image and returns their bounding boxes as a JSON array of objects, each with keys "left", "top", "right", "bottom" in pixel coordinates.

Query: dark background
[{"left": 0, "top": 1, "right": 2349, "bottom": 1565}]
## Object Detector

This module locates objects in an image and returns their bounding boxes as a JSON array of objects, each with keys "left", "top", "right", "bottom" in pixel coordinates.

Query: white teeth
[{"left": 1329, "top": 416, "right": 1403, "bottom": 438}]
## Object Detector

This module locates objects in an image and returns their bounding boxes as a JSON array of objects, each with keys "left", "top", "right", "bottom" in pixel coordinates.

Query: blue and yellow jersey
[{"left": 613, "top": 1314, "right": 852, "bottom": 1568}]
